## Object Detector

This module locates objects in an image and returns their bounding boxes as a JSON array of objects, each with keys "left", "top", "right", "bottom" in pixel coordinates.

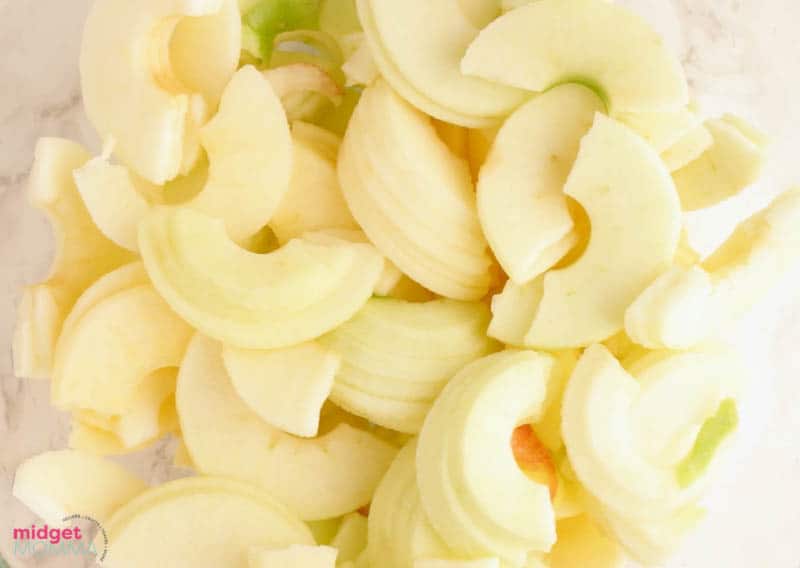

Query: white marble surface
[{"left": 1, "top": 0, "right": 800, "bottom": 567}]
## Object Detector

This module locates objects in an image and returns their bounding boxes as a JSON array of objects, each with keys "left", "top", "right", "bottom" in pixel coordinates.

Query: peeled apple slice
[
  {"left": 661, "top": 123, "right": 714, "bottom": 172},
  {"left": 626, "top": 190, "right": 800, "bottom": 349},
  {"left": 561, "top": 345, "right": 741, "bottom": 522},
  {"left": 488, "top": 114, "right": 681, "bottom": 348},
  {"left": 270, "top": 123, "right": 358, "bottom": 243},
  {"left": 177, "top": 334, "right": 398, "bottom": 520},
  {"left": 320, "top": 297, "right": 498, "bottom": 433},
  {"left": 68, "top": 419, "right": 152, "bottom": 456},
  {"left": 222, "top": 342, "right": 340, "bottom": 438},
  {"left": 673, "top": 115, "right": 768, "bottom": 211},
  {"left": 547, "top": 515, "right": 622, "bottom": 568},
  {"left": 105, "top": 476, "right": 313, "bottom": 568},
  {"left": 139, "top": 207, "right": 384, "bottom": 349},
  {"left": 338, "top": 80, "right": 492, "bottom": 300},
  {"left": 357, "top": 0, "right": 527, "bottom": 127},
  {"left": 368, "top": 441, "right": 455, "bottom": 568},
  {"left": 185, "top": 66, "right": 293, "bottom": 242},
  {"left": 477, "top": 84, "right": 603, "bottom": 284},
  {"left": 462, "top": 0, "right": 688, "bottom": 114},
  {"left": 417, "top": 351, "right": 558, "bottom": 565},
  {"left": 112, "top": 367, "right": 179, "bottom": 447},
  {"left": 13, "top": 138, "right": 135, "bottom": 379},
  {"left": 12, "top": 450, "right": 147, "bottom": 525},
  {"left": 331, "top": 513, "right": 368, "bottom": 564},
  {"left": 80, "top": 0, "right": 241, "bottom": 184},
  {"left": 618, "top": 106, "right": 701, "bottom": 154},
  {"left": 249, "top": 545, "right": 338, "bottom": 567}
]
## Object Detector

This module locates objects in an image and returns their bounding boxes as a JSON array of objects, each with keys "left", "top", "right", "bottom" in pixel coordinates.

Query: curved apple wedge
[
  {"left": 320, "top": 297, "right": 498, "bottom": 433},
  {"left": 222, "top": 342, "right": 340, "bottom": 438},
  {"left": 488, "top": 114, "right": 681, "bottom": 348},
  {"left": 81, "top": 0, "right": 241, "bottom": 183},
  {"left": 52, "top": 284, "right": 193, "bottom": 414},
  {"left": 177, "top": 335, "right": 398, "bottom": 520},
  {"left": 12, "top": 139, "right": 135, "bottom": 379},
  {"left": 462, "top": 0, "right": 688, "bottom": 114},
  {"left": 673, "top": 115, "right": 768, "bottom": 211},
  {"left": 186, "top": 66, "right": 294, "bottom": 242},
  {"left": 368, "top": 441, "right": 455, "bottom": 568},
  {"left": 562, "top": 345, "right": 741, "bottom": 524},
  {"left": 478, "top": 84, "right": 603, "bottom": 284},
  {"left": 417, "top": 351, "right": 558, "bottom": 565},
  {"left": 357, "top": 0, "right": 527, "bottom": 127},
  {"left": 12, "top": 450, "right": 147, "bottom": 525},
  {"left": 105, "top": 477, "right": 313, "bottom": 568},
  {"left": 626, "top": 190, "right": 800, "bottom": 349},
  {"left": 338, "top": 80, "right": 492, "bottom": 300},
  {"left": 139, "top": 207, "right": 384, "bottom": 349}
]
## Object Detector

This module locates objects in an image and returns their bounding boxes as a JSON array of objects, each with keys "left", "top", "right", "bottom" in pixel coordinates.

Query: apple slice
[
  {"left": 416, "top": 559, "right": 500, "bottom": 568},
  {"left": 462, "top": 0, "right": 688, "bottom": 113},
  {"left": 547, "top": 515, "right": 622, "bottom": 568},
  {"left": 618, "top": 106, "right": 701, "bottom": 154},
  {"left": 320, "top": 297, "right": 497, "bottom": 433},
  {"left": 185, "top": 66, "right": 293, "bottom": 242},
  {"left": 105, "top": 476, "right": 313, "bottom": 567},
  {"left": 112, "top": 368, "right": 179, "bottom": 447},
  {"left": 68, "top": 419, "right": 152, "bottom": 456},
  {"left": 417, "top": 351, "right": 557, "bottom": 564},
  {"left": 338, "top": 80, "right": 492, "bottom": 300},
  {"left": 488, "top": 114, "right": 681, "bottom": 348},
  {"left": 270, "top": 123, "right": 358, "bottom": 243},
  {"left": 222, "top": 342, "right": 340, "bottom": 438},
  {"left": 368, "top": 441, "right": 455, "bottom": 568},
  {"left": 12, "top": 139, "right": 135, "bottom": 379},
  {"left": 80, "top": 0, "right": 240, "bottom": 183},
  {"left": 673, "top": 115, "right": 768, "bottom": 210},
  {"left": 52, "top": 284, "right": 193, "bottom": 414},
  {"left": 478, "top": 84, "right": 603, "bottom": 284},
  {"left": 249, "top": 545, "right": 338, "bottom": 567},
  {"left": 139, "top": 207, "right": 384, "bottom": 349},
  {"left": 466, "top": 126, "right": 498, "bottom": 182},
  {"left": 331, "top": 513, "right": 368, "bottom": 564},
  {"left": 626, "top": 190, "right": 800, "bottom": 349},
  {"left": 561, "top": 345, "right": 741, "bottom": 522},
  {"left": 661, "top": 124, "right": 714, "bottom": 172},
  {"left": 356, "top": 0, "right": 527, "bottom": 127},
  {"left": 177, "top": 334, "right": 398, "bottom": 520},
  {"left": 13, "top": 450, "right": 146, "bottom": 525}
]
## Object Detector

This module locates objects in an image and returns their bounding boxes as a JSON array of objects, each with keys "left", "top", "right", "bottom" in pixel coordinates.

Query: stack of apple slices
[{"left": 10, "top": 0, "right": 800, "bottom": 566}]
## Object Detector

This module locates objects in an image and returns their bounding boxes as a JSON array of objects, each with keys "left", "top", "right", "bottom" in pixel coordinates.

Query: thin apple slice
[
  {"left": 13, "top": 450, "right": 146, "bottom": 525},
  {"left": 80, "top": 0, "right": 240, "bottom": 183},
  {"left": 478, "top": 84, "right": 603, "bottom": 284},
  {"left": 561, "top": 345, "right": 741, "bottom": 522},
  {"left": 270, "top": 123, "right": 358, "bottom": 243},
  {"left": 462, "top": 0, "right": 688, "bottom": 113},
  {"left": 489, "top": 114, "right": 681, "bottom": 349},
  {"left": 368, "top": 441, "right": 455, "bottom": 568},
  {"left": 618, "top": 106, "right": 701, "bottom": 153},
  {"left": 68, "top": 419, "right": 152, "bottom": 456},
  {"left": 626, "top": 190, "right": 800, "bottom": 349},
  {"left": 357, "top": 0, "right": 527, "bottom": 127},
  {"left": 185, "top": 66, "right": 293, "bottom": 242},
  {"left": 222, "top": 342, "right": 340, "bottom": 438},
  {"left": 331, "top": 513, "right": 368, "bottom": 564},
  {"left": 661, "top": 124, "right": 714, "bottom": 172},
  {"left": 112, "top": 368, "right": 179, "bottom": 447},
  {"left": 105, "top": 476, "right": 313, "bottom": 568},
  {"left": 52, "top": 284, "right": 193, "bottom": 414},
  {"left": 417, "top": 351, "right": 558, "bottom": 564},
  {"left": 673, "top": 115, "right": 768, "bottom": 211},
  {"left": 139, "top": 207, "right": 384, "bottom": 349},
  {"left": 320, "top": 297, "right": 497, "bottom": 433},
  {"left": 177, "top": 334, "right": 397, "bottom": 520},
  {"left": 547, "top": 515, "right": 622, "bottom": 568},
  {"left": 249, "top": 545, "right": 338, "bottom": 567},
  {"left": 338, "top": 80, "right": 492, "bottom": 300},
  {"left": 13, "top": 138, "right": 135, "bottom": 379}
]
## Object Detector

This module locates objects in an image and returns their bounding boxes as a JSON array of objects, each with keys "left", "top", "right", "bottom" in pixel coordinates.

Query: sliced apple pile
[
  {"left": 417, "top": 351, "right": 558, "bottom": 565},
  {"left": 562, "top": 345, "right": 742, "bottom": 563},
  {"left": 488, "top": 114, "right": 681, "bottom": 348},
  {"left": 139, "top": 207, "right": 384, "bottom": 349},
  {"left": 81, "top": 0, "right": 241, "bottom": 184},
  {"left": 177, "top": 334, "right": 397, "bottom": 520},
  {"left": 320, "top": 297, "right": 498, "bottom": 433},
  {"left": 626, "top": 190, "right": 800, "bottom": 349},
  {"left": 12, "top": 0, "right": 797, "bottom": 565},
  {"left": 338, "top": 80, "right": 492, "bottom": 300}
]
